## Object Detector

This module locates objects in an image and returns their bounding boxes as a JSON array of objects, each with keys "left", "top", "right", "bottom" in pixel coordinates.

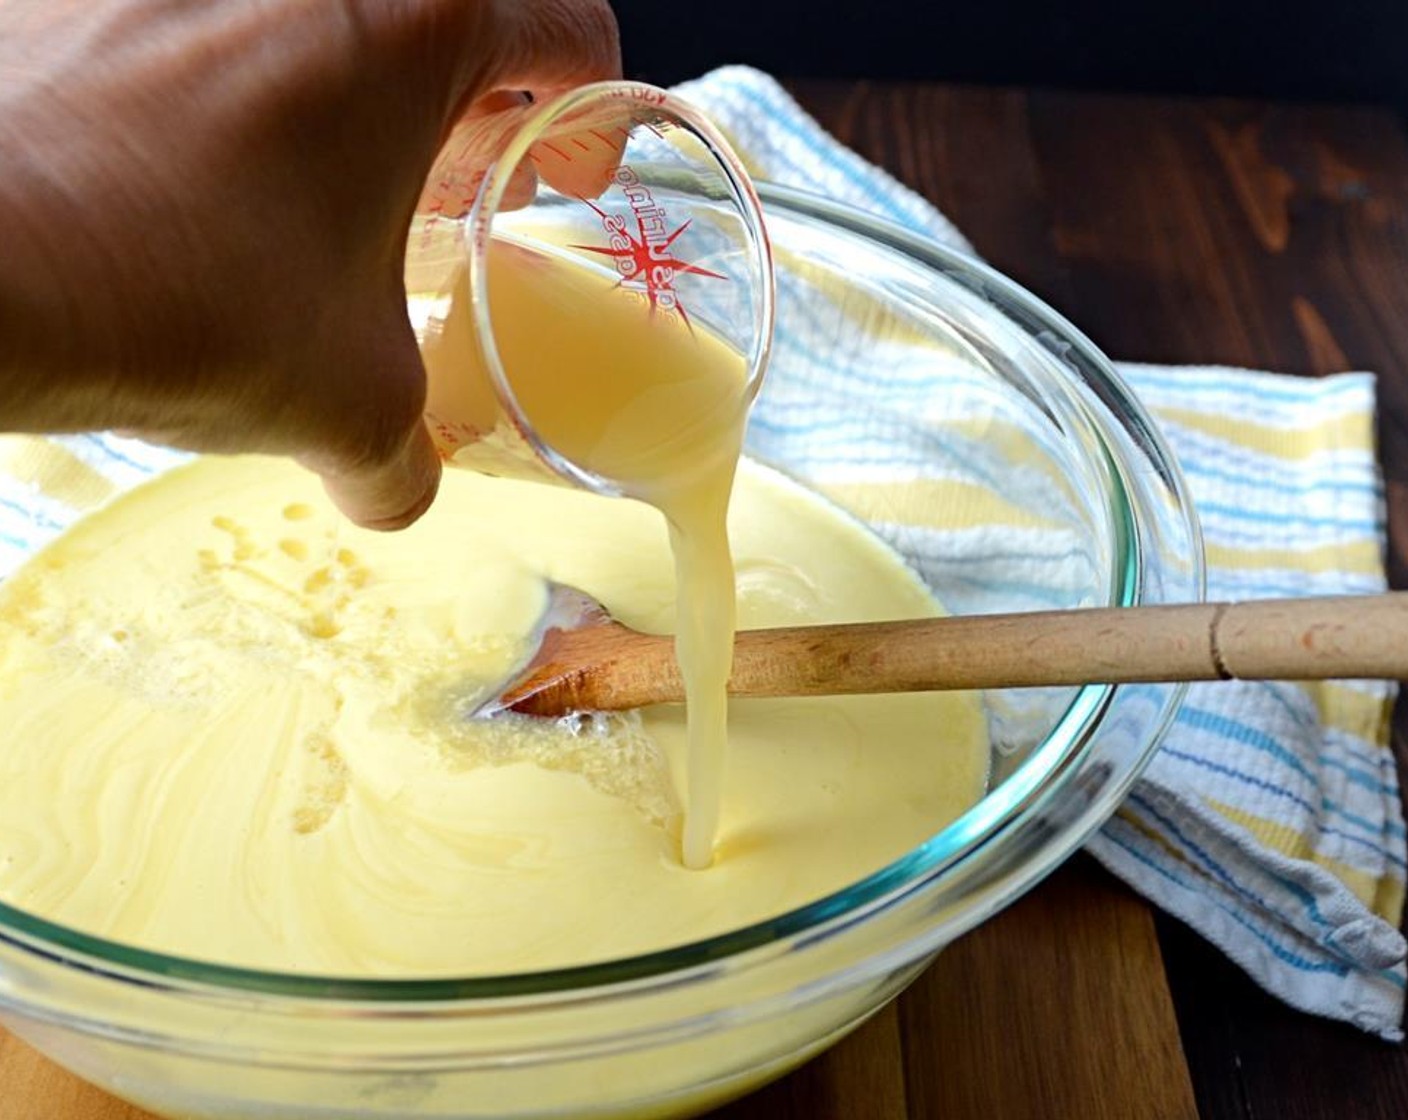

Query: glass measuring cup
[{"left": 405, "top": 82, "right": 775, "bottom": 496}]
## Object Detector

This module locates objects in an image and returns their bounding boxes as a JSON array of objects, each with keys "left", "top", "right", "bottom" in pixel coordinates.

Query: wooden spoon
[{"left": 489, "top": 586, "right": 1408, "bottom": 718}]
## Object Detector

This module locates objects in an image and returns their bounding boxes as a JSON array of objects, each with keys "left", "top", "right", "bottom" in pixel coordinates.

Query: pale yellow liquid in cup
[{"left": 418, "top": 238, "right": 749, "bottom": 869}]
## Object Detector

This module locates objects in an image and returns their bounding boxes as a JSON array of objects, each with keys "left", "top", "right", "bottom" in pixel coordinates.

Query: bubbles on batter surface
[
  {"left": 291, "top": 731, "right": 351, "bottom": 835},
  {"left": 416, "top": 682, "right": 680, "bottom": 834}
]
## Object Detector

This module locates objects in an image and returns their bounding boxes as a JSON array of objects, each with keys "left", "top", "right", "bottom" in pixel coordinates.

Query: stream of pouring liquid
[{"left": 420, "top": 239, "right": 749, "bottom": 869}]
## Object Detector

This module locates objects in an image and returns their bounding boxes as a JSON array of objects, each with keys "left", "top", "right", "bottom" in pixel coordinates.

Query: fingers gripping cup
[{"left": 406, "top": 83, "right": 775, "bottom": 501}]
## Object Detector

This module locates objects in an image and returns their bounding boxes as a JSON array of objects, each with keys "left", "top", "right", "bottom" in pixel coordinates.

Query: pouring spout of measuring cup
[{"left": 404, "top": 81, "right": 775, "bottom": 500}]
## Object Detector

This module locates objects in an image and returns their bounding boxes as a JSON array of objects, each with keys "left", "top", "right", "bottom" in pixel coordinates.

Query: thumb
[
  {"left": 299, "top": 313, "right": 442, "bottom": 532},
  {"left": 316, "top": 419, "right": 442, "bottom": 532}
]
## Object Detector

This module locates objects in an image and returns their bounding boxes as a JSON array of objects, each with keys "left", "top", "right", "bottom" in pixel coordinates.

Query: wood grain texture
[
  {"left": 707, "top": 860, "right": 1196, "bottom": 1120},
  {"left": 512, "top": 595, "right": 1408, "bottom": 715},
  {"left": 708, "top": 1002, "right": 911, "bottom": 1120},
  {"left": 0, "top": 1032, "right": 148, "bottom": 1120},
  {"left": 901, "top": 859, "right": 1196, "bottom": 1120},
  {"left": 1154, "top": 914, "right": 1408, "bottom": 1120}
]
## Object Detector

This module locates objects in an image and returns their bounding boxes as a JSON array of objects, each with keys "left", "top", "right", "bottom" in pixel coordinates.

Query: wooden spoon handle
[
  {"left": 726, "top": 593, "right": 1408, "bottom": 699},
  {"left": 512, "top": 591, "right": 1408, "bottom": 712},
  {"left": 566, "top": 593, "right": 1408, "bottom": 711}
]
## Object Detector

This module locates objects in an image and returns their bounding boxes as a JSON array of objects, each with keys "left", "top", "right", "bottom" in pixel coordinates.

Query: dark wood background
[{"left": 614, "top": 1, "right": 1408, "bottom": 115}]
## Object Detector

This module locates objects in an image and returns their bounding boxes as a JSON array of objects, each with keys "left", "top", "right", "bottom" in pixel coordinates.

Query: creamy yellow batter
[{"left": 0, "top": 457, "right": 987, "bottom": 975}]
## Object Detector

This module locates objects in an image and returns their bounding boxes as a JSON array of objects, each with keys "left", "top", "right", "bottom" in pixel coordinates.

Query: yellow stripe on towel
[
  {"left": 1155, "top": 408, "right": 1371, "bottom": 458},
  {"left": 818, "top": 478, "right": 1072, "bottom": 531},
  {"left": 1209, "top": 798, "right": 1406, "bottom": 921},
  {"left": 0, "top": 436, "right": 115, "bottom": 508},
  {"left": 1305, "top": 682, "right": 1396, "bottom": 755},
  {"left": 1204, "top": 540, "right": 1384, "bottom": 576}
]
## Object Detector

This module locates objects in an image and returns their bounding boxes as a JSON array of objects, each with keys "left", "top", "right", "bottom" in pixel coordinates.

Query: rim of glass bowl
[{"left": 0, "top": 183, "right": 1204, "bottom": 1004}]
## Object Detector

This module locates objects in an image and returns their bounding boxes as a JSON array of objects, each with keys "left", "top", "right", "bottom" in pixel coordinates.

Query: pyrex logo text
[{"left": 577, "top": 166, "right": 724, "bottom": 324}]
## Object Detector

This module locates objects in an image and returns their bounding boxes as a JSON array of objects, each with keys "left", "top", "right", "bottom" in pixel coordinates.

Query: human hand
[{"left": 0, "top": 0, "right": 621, "bottom": 528}]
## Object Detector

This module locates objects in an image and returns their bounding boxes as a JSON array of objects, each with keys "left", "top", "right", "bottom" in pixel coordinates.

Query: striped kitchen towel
[{"left": 679, "top": 65, "right": 1407, "bottom": 1039}]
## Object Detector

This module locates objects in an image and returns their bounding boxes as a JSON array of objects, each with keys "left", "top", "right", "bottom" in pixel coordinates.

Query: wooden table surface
[{"left": 4, "top": 80, "right": 1408, "bottom": 1120}]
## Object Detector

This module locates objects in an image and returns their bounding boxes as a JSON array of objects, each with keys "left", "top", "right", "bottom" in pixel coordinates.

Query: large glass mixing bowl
[{"left": 0, "top": 184, "right": 1203, "bottom": 1119}]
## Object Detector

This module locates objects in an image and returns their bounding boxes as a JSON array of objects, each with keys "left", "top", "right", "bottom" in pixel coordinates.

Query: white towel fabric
[{"left": 676, "top": 66, "right": 1408, "bottom": 1039}]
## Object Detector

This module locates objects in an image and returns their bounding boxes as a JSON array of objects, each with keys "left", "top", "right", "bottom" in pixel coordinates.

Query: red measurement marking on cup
[
  {"left": 603, "top": 84, "right": 669, "bottom": 108},
  {"left": 425, "top": 413, "right": 483, "bottom": 460},
  {"left": 421, "top": 90, "right": 677, "bottom": 243},
  {"left": 417, "top": 149, "right": 485, "bottom": 250},
  {"left": 572, "top": 166, "right": 726, "bottom": 327}
]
